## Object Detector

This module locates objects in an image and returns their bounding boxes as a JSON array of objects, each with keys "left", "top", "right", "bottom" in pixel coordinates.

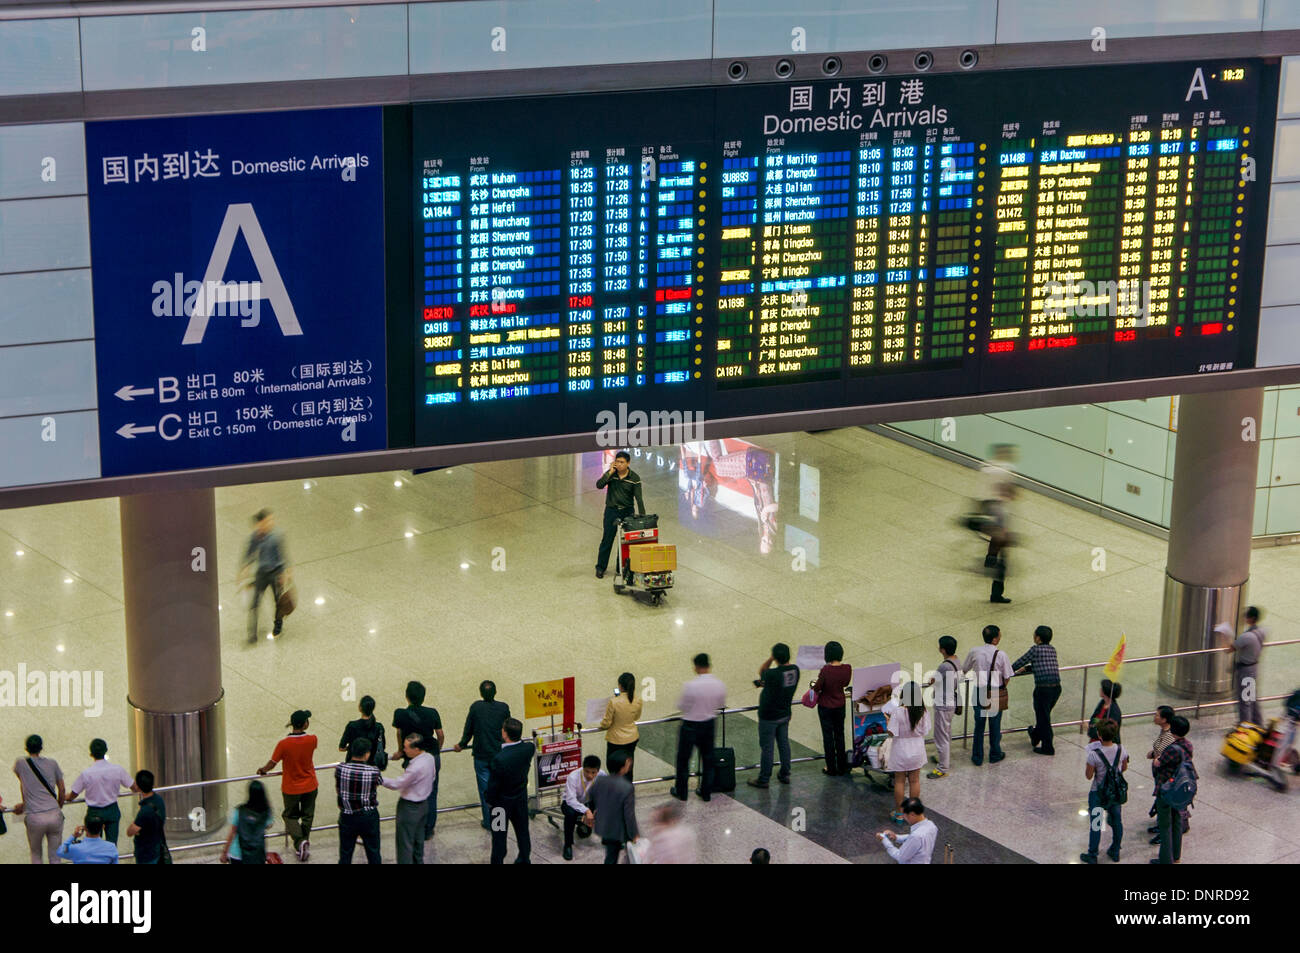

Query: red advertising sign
[{"left": 535, "top": 734, "right": 583, "bottom": 792}]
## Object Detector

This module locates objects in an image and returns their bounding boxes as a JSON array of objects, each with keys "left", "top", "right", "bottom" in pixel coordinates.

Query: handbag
[
  {"left": 276, "top": 583, "right": 297, "bottom": 618},
  {"left": 994, "top": 651, "right": 1009, "bottom": 712},
  {"left": 625, "top": 838, "right": 649, "bottom": 864},
  {"left": 800, "top": 687, "right": 819, "bottom": 709}
]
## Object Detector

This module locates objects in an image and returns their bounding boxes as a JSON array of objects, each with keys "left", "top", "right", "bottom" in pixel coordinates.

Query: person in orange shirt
[{"left": 258, "top": 709, "right": 319, "bottom": 862}]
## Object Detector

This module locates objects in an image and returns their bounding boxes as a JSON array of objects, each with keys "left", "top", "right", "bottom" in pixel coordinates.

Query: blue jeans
[
  {"left": 474, "top": 758, "right": 492, "bottom": 827},
  {"left": 1086, "top": 789, "right": 1123, "bottom": 857},
  {"left": 757, "top": 716, "right": 791, "bottom": 783},
  {"left": 971, "top": 709, "right": 1003, "bottom": 763}
]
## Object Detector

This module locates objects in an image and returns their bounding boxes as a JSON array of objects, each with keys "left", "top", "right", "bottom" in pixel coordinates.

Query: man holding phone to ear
[{"left": 595, "top": 450, "right": 646, "bottom": 579}]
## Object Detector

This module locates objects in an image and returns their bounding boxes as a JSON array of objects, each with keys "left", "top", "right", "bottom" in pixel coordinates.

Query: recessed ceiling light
[
  {"left": 14, "top": 550, "right": 23, "bottom": 556},
  {"left": 56, "top": 644, "right": 65, "bottom": 653},
  {"left": 393, "top": 480, "right": 403, "bottom": 487},
  {"left": 404, "top": 531, "right": 414, "bottom": 538},
  {"left": 460, "top": 562, "right": 470, "bottom": 570},
  {"left": 353, "top": 505, "right": 364, "bottom": 513},
  {"left": 368, "top": 628, "right": 377, "bottom": 634},
  {"left": 675, "top": 618, "right": 684, "bottom": 626},
  {"left": 303, "top": 482, "right": 312, "bottom": 490},
  {"left": 63, "top": 577, "right": 73, "bottom": 584},
  {"left": 3, "top": 610, "right": 12, "bottom": 617},
  {"left": 314, "top": 596, "right": 325, "bottom": 606}
]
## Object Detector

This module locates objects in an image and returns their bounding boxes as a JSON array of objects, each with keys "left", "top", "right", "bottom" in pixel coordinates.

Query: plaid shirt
[
  {"left": 1012, "top": 643, "right": 1060, "bottom": 687},
  {"left": 1153, "top": 737, "right": 1194, "bottom": 786},
  {"left": 334, "top": 761, "right": 381, "bottom": 815}
]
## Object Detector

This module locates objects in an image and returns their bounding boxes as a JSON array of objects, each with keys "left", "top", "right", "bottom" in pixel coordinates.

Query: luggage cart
[
  {"left": 1223, "top": 718, "right": 1299, "bottom": 791},
  {"left": 613, "top": 513, "right": 674, "bottom": 606}
]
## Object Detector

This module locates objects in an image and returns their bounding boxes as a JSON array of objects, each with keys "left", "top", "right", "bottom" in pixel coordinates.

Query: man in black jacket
[
  {"left": 485, "top": 717, "right": 534, "bottom": 864},
  {"left": 453, "top": 680, "right": 511, "bottom": 830},
  {"left": 594, "top": 451, "right": 646, "bottom": 579}
]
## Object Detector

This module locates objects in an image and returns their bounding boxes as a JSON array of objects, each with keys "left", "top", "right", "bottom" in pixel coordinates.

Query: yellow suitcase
[{"left": 1222, "top": 723, "right": 1265, "bottom": 765}]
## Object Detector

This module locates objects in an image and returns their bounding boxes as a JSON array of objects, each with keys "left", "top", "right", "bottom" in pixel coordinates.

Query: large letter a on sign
[{"left": 182, "top": 203, "right": 302, "bottom": 345}]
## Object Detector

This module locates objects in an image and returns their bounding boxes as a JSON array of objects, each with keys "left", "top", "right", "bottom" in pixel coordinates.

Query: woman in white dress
[{"left": 884, "top": 681, "right": 932, "bottom": 824}]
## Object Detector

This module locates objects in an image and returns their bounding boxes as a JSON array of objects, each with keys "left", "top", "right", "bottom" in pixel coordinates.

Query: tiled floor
[{"left": 1, "top": 426, "right": 1297, "bottom": 864}]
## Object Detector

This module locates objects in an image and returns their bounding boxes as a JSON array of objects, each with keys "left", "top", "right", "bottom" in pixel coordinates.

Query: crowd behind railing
[{"left": 3, "top": 621, "right": 1297, "bottom": 866}]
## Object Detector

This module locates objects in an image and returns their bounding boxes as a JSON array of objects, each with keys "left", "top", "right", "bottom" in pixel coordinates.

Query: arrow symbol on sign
[
  {"left": 115, "top": 384, "right": 155, "bottom": 401},
  {"left": 116, "top": 422, "right": 157, "bottom": 439}
]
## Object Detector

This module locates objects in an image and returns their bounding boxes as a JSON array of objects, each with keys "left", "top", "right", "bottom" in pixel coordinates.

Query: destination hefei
[{"left": 763, "top": 106, "right": 948, "bottom": 135}]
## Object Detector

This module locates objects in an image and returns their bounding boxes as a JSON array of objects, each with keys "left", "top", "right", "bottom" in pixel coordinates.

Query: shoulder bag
[
  {"left": 25, "top": 758, "right": 63, "bottom": 817},
  {"left": 994, "top": 651, "right": 1010, "bottom": 712},
  {"left": 943, "top": 659, "right": 964, "bottom": 715}
]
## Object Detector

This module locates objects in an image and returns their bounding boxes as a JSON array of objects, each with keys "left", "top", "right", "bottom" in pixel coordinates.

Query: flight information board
[{"left": 405, "top": 59, "right": 1276, "bottom": 448}]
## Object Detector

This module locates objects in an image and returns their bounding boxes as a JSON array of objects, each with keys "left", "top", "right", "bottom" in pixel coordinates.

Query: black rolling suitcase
[
  {"left": 709, "top": 713, "right": 736, "bottom": 792},
  {"left": 711, "top": 746, "right": 736, "bottom": 792}
]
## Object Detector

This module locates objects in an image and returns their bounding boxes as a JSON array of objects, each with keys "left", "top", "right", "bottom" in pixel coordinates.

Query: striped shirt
[
  {"left": 1012, "top": 643, "right": 1060, "bottom": 687},
  {"left": 1150, "top": 727, "right": 1175, "bottom": 760}
]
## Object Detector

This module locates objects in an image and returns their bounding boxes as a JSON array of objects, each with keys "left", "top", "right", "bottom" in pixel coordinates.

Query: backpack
[
  {"left": 1157, "top": 741, "right": 1198, "bottom": 811},
  {"left": 1096, "top": 746, "right": 1128, "bottom": 808},
  {"left": 1286, "top": 689, "right": 1300, "bottom": 721},
  {"left": 366, "top": 720, "right": 388, "bottom": 771},
  {"left": 236, "top": 806, "right": 268, "bottom": 864}
]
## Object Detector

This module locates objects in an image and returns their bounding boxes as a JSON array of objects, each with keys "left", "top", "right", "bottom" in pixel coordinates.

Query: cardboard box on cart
[{"left": 628, "top": 544, "right": 677, "bottom": 573}]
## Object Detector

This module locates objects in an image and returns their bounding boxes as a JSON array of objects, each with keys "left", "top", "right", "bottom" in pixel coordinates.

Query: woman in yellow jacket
[{"left": 600, "top": 673, "right": 643, "bottom": 780}]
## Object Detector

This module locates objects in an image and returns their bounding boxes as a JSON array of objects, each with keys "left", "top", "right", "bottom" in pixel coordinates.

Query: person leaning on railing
[{"left": 221, "top": 780, "right": 273, "bottom": 865}]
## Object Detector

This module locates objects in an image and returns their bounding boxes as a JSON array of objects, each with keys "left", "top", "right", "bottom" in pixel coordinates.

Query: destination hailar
[{"left": 764, "top": 105, "right": 948, "bottom": 135}]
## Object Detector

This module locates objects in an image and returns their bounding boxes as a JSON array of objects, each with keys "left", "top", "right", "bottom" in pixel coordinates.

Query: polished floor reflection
[{"left": 1, "top": 426, "right": 1298, "bottom": 863}]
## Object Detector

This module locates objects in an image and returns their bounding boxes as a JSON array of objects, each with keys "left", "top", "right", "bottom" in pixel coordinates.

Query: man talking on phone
[{"left": 595, "top": 450, "right": 646, "bottom": 579}]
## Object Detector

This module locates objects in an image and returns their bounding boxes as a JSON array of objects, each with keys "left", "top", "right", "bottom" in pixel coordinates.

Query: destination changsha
[{"left": 764, "top": 79, "right": 948, "bottom": 135}]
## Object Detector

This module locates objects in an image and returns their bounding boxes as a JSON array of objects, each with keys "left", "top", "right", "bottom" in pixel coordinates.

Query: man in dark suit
[{"left": 485, "top": 717, "right": 534, "bottom": 864}]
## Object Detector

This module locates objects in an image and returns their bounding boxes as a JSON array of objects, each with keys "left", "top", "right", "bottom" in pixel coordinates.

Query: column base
[
  {"left": 1157, "top": 574, "right": 1241, "bottom": 698},
  {"left": 128, "top": 692, "right": 227, "bottom": 840}
]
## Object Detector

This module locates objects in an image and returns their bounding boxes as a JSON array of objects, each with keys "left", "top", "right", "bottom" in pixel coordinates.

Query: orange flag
[{"left": 1103, "top": 633, "right": 1127, "bottom": 683}]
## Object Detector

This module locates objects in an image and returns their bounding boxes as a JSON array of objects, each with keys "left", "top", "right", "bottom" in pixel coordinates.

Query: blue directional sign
[{"left": 85, "top": 107, "right": 386, "bottom": 477}]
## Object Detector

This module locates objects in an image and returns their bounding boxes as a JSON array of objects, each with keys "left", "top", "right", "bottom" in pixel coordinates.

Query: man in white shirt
[
  {"left": 877, "top": 797, "right": 937, "bottom": 864},
  {"left": 561, "top": 755, "right": 605, "bottom": 861},
  {"left": 69, "top": 738, "right": 137, "bottom": 845},
  {"left": 962, "top": 625, "right": 1016, "bottom": 766},
  {"left": 380, "top": 733, "right": 435, "bottom": 864},
  {"left": 671, "top": 653, "right": 727, "bottom": 803}
]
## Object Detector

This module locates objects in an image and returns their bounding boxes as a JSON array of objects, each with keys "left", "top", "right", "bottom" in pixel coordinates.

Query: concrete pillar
[
  {"left": 1158, "top": 388, "right": 1263, "bottom": 697},
  {"left": 120, "top": 488, "right": 226, "bottom": 840}
]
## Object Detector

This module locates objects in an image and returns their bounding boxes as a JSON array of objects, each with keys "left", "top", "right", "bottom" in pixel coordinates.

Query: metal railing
[{"left": 11, "top": 637, "right": 1295, "bottom": 861}]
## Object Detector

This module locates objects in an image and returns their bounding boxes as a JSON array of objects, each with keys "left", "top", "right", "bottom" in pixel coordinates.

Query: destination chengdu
[{"left": 230, "top": 153, "right": 371, "bottom": 175}]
